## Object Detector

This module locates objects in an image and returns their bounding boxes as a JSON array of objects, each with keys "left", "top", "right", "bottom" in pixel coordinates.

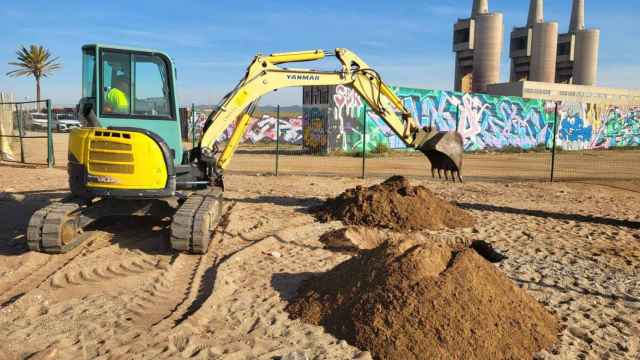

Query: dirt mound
[
  {"left": 286, "top": 240, "right": 559, "bottom": 360},
  {"left": 318, "top": 226, "right": 387, "bottom": 252},
  {"left": 314, "top": 176, "right": 474, "bottom": 231}
]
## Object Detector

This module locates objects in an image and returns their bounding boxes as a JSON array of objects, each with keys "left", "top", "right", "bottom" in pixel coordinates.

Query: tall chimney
[
  {"left": 471, "top": 0, "right": 489, "bottom": 19},
  {"left": 569, "top": 0, "right": 585, "bottom": 32},
  {"left": 527, "top": 0, "right": 544, "bottom": 26}
]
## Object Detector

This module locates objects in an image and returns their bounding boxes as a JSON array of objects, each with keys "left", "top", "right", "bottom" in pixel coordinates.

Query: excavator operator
[{"left": 104, "top": 74, "right": 129, "bottom": 114}]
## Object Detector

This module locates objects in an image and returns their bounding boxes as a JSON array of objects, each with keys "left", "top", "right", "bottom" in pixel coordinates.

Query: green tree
[{"left": 6, "top": 45, "right": 62, "bottom": 109}]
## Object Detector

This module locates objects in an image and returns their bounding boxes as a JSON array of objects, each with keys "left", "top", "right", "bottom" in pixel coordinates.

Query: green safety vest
[{"left": 106, "top": 88, "right": 129, "bottom": 112}]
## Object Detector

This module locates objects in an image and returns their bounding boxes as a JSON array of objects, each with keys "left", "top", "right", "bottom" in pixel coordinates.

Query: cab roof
[{"left": 82, "top": 43, "right": 174, "bottom": 63}]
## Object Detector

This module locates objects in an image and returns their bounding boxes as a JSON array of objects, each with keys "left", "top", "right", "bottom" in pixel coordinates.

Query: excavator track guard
[{"left": 417, "top": 129, "right": 464, "bottom": 181}]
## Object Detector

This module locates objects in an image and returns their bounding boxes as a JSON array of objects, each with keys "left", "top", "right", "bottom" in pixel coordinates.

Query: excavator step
[{"left": 170, "top": 188, "right": 223, "bottom": 254}]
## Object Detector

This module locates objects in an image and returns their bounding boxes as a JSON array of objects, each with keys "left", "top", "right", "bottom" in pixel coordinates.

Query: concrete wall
[
  {"left": 301, "top": 85, "right": 640, "bottom": 153},
  {"left": 554, "top": 102, "right": 640, "bottom": 150}
]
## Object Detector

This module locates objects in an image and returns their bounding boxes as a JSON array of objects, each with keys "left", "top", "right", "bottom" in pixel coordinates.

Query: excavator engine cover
[{"left": 416, "top": 129, "right": 464, "bottom": 181}]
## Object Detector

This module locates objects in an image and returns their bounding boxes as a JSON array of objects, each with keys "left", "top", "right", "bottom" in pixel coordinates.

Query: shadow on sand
[
  {"left": 0, "top": 189, "right": 180, "bottom": 256},
  {"left": 271, "top": 272, "right": 319, "bottom": 302},
  {"left": 458, "top": 202, "right": 640, "bottom": 229}
]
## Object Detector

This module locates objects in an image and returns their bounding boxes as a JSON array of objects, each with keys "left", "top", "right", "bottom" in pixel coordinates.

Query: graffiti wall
[
  {"left": 307, "top": 85, "right": 551, "bottom": 153},
  {"left": 302, "top": 85, "right": 640, "bottom": 153},
  {"left": 191, "top": 113, "right": 303, "bottom": 145},
  {"left": 554, "top": 102, "right": 640, "bottom": 150},
  {"left": 392, "top": 87, "right": 552, "bottom": 151}
]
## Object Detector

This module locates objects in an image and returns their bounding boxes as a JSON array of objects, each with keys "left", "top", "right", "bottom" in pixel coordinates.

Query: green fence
[{"left": 0, "top": 99, "right": 55, "bottom": 167}]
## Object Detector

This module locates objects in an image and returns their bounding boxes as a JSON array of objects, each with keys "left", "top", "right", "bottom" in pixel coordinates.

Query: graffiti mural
[
  {"left": 191, "top": 112, "right": 303, "bottom": 145},
  {"left": 301, "top": 85, "right": 640, "bottom": 153},
  {"left": 302, "top": 106, "right": 328, "bottom": 151},
  {"left": 329, "top": 85, "right": 392, "bottom": 153},
  {"left": 555, "top": 102, "right": 640, "bottom": 150},
  {"left": 392, "top": 87, "right": 553, "bottom": 151},
  {"left": 322, "top": 86, "right": 552, "bottom": 152}
]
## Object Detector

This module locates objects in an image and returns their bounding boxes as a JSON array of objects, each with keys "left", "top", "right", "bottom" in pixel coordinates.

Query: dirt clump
[
  {"left": 286, "top": 239, "right": 559, "bottom": 360},
  {"left": 314, "top": 176, "right": 474, "bottom": 231}
]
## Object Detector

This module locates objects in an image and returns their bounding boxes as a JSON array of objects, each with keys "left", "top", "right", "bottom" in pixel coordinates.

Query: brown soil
[
  {"left": 318, "top": 226, "right": 387, "bottom": 252},
  {"left": 286, "top": 239, "right": 560, "bottom": 360},
  {"left": 314, "top": 176, "right": 474, "bottom": 231}
]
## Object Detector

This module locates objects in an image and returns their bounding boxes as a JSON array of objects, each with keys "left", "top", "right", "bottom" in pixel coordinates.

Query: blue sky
[{"left": 1, "top": 0, "right": 638, "bottom": 106}]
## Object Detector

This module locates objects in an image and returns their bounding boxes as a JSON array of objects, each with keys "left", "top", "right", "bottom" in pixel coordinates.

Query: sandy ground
[{"left": 0, "top": 166, "right": 639, "bottom": 359}]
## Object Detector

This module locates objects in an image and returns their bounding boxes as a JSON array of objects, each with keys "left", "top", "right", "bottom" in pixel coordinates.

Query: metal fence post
[
  {"left": 191, "top": 103, "right": 196, "bottom": 149},
  {"left": 550, "top": 101, "right": 559, "bottom": 182},
  {"left": 16, "top": 104, "right": 25, "bottom": 164},
  {"left": 275, "top": 104, "right": 280, "bottom": 176},
  {"left": 46, "top": 100, "right": 54, "bottom": 167},
  {"left": 361, "top": 104, "right": 366, "bottom": 179}
]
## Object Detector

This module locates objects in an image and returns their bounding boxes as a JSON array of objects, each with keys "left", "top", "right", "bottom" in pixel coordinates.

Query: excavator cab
[{"left": 72, "top": 44, "right": 200, "bottom": 199}]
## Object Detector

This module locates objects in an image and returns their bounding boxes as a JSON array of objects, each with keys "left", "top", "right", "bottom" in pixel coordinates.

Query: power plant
[
  {"left": 454, "top": 0, "right": 602, "bottom": 95},
  {"left": 556, "top": 0, "right": 600, "bottom": 85},
  {"left": 509, "top": 0, "right": 559, "bottom": 83},
  {"left": 452, "top": 0, "right": 504, "bottom": 93}
]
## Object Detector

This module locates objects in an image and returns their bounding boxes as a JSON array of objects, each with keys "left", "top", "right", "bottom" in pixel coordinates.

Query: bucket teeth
[{"left": 417, "top": 129, "right": 464, "bottom": 183}]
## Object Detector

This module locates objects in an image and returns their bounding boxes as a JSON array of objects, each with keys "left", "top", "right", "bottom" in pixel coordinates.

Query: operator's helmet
[{"left": 112, "top": 68, "right": 130, "bottom": 91}]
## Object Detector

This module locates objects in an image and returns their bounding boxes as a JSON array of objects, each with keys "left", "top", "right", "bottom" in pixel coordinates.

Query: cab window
[
  {"left": 101, "top": 51, "right": 131, "bottom": 115},
  {"left": 134, "top": 54, "right": 172, "bottom": 117},
  {"left": 82, "top": 48, "right": 96, "bottom": 98}
]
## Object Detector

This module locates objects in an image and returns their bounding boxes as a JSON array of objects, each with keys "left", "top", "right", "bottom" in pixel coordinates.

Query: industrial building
[
  {"left": 556, "top": 0, "right": 600, "bottom": 85},
  {"left": 454, "top": 0, "right": 606, "bottom": 97},
  {"left": 452, "top": 0, "right": 504, "bottom": 93},
  {"left": 487, "top": 81, "right": 640, "bottom": 106},
  {"left": 483, "top": 0, "right": 636, "bottom": 105},
  {"left": 509, "top": 0, "right": 559, "bottom": 83}
]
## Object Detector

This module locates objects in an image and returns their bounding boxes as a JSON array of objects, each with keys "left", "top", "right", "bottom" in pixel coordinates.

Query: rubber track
[
  {"left": 170, "top": 188, "right": 223, "bottom": 254},
  {"left": 27, "top": 202, "right": 83, "bottom": 253}
]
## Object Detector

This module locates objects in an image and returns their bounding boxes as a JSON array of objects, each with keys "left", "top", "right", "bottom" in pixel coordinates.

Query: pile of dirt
[
  {"left": 286, "top": 239, "right": 559, "bottom": 360},
  {"left": 318, "top": 226, "right": 387, "bottom": 252},
  {"left": 314, "top": 176, "right": 474, "bottom": 231}
]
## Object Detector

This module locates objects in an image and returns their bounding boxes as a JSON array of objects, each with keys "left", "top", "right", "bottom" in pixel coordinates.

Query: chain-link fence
[
  {"left": 0, "top": 97, "right": 55, "bottom": 167},
  {"left": 550, "top": 102, "right": 640, "bottom": 191},
  {"left": 184, "top": 97, "right": 638, "bottom": 192}
]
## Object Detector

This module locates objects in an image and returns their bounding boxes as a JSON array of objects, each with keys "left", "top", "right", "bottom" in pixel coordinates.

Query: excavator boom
[{"left": 198, "top": 48, "right": 463, "bottom": 182}]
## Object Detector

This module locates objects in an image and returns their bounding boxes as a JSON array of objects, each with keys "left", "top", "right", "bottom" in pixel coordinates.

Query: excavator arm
[{"left": 198, "top": 48, "right": 463, "bottom": 183}]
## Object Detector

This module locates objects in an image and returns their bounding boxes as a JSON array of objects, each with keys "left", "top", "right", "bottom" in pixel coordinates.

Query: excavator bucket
[{"left": 416, "top": 130, "right": 464, "bottom": 182}]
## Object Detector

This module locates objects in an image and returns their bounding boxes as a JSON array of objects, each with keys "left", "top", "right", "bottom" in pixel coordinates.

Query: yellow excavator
[{"left": 26, "top": 45, "right": 463, "bottom": 254}]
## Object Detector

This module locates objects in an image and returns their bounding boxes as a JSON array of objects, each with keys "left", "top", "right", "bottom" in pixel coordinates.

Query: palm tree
[{"left": 6, "top": 45, "right": 62, "bottom": 109}]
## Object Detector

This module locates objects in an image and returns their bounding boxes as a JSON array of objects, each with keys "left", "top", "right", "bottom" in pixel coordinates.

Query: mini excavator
[{"left": 26, "top": 45, "right": 463, "bottom": 254}]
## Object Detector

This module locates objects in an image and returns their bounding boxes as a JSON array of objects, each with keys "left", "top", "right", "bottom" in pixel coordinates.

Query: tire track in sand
[
  {"left": 126, "top": 204, "right": 236, "bottom": 329},
  {"left": 49, "top": 256, "right": 166, "bottom": 289},
  {"left": 0, "top": 231, "right": 111, "bottom": 307}
]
